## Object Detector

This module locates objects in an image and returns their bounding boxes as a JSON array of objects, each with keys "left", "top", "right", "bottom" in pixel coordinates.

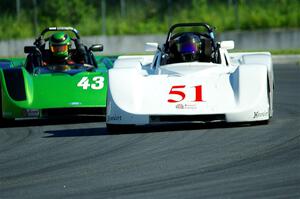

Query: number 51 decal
[
  {"left": 168, "top": 85, "right": 204, "bottom": 103},
  {"left": 77, "top": 76, "right": 105, "bottom": 90}
]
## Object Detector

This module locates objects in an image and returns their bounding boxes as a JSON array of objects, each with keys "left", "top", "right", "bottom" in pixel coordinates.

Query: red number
[
  {"left": 168, "top": 85, "right": 204, "bottom": 103},
  {"left": 194, "top": 85, "right": 204, "bottom": 102},
  {"left": 168, "top": 85, "right": 186, "bottom": 103}
]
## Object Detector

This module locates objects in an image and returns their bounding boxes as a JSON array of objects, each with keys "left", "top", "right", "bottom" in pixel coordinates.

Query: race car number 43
[
  {"left": 168, "top": 85, "right": 204, "bottom": 103},
  {"left": 77, "top": 76, "right": 105, "bottom": 90}
]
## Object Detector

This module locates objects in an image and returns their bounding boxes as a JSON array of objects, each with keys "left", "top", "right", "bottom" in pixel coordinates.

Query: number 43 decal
[
  {"left": 168, "top": 85, "right": 204, "bottom": 103},
  {"left": 77, "top": 76, "right": 105, "bottom": 90}
]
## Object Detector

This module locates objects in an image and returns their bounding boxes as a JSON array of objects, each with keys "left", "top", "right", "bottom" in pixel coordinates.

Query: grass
[
  {"left": 269, "top": 49, "right": 300, "bottom": 55},
  {"left": 0, "top": 1, "right": 299, "bottom": 39}
]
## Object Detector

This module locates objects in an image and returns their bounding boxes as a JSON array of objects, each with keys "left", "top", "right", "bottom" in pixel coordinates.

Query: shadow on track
[
  {"left": 43, "top": 121, "right": 269, "bottom": 138},
  {"left": 110, "top": 121, "right": 268, "bottom": 134},
  {"left": 0, "top": 115, "right": 106, "bottom": 128},
  {"left": 44, "top": 127, "right": 108, "bottom": 138}
]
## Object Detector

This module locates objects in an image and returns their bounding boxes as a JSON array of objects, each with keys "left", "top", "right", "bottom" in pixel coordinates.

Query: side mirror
[
  {"left": 89, "top": 44, "right": 103, "bottom": 52},
  {"left": 220, "top": 41, "right": 234, "bottom": 50},
  {"left": 145, "top": 42, "right": 159, "bottom": 52}
]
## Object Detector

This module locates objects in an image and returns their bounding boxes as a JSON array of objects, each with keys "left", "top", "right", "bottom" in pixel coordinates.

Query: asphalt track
[{"left": 0, "top": 64, "right": 299, "bottom": 199}]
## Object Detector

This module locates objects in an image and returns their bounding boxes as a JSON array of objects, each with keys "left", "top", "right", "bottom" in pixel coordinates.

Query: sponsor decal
[
  {"left": 107, "top": 115, "right": 122, "bottom": 122},
  {"left": 3, "top": 112, "right": 13, "bottom": 117},
  {"left": 70, "top": 102, "right": 81, "bottom": 106},
  {"left": 253, "top": 111, "right": 269, "bottom": 119},
  {"left": 24, "top": 109, "right": 40, "bottom": 117},
  {"left": 176, "top": 103, "right": 197, "bottom": 110},
  {"left": 176, "top": 104, "right": 184, "bottom": 109}
]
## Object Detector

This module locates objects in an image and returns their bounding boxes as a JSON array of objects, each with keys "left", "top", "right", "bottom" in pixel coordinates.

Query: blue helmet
[{"left": 176, "top": 33, "right": 201, "bottom": 62}]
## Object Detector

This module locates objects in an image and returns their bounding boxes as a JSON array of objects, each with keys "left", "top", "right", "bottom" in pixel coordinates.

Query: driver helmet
[
  {"left": 49, "top": 32, "right": 71, "bottom": 59},
  {"left": 176, "top": 33, "right": 201, "bottom": 62}
]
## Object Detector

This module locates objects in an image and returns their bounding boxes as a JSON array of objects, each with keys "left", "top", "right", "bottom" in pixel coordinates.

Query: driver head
[
  {"left": 176, "top": 33, "right": 201, "bottom": 62},
  {"left": 49, "top": 32, "right": 71, "bottom": 59}
]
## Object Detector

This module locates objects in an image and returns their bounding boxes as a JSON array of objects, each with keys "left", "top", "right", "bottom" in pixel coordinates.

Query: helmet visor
[
  {"left": 50, "top": 45, "right": 68, "bottom": 53},
  {"left": 178, "top": 42, "right": 198, "bottom": 54}
]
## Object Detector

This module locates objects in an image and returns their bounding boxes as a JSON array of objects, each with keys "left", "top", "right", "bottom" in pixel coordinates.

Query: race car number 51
[
  {"left": 77, "top": 76, "right": 105, "bottom": 90},
  {"left": 168, "top": 85, "right": 204, "bottom": 103}
]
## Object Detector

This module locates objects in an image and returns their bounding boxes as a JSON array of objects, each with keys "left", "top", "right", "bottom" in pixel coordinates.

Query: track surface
[{"left": 0, "top": 64, "right": 299, "bottom": 199}]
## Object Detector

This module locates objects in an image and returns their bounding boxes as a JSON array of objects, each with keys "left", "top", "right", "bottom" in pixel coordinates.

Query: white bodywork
[{"left": 106, "top": 41, "right": 274, "bottom": 126}]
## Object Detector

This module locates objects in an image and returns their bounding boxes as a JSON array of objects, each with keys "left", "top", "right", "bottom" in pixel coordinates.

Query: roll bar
[{"left": 40, "top": 27, "right": 80, "bottom": 39}]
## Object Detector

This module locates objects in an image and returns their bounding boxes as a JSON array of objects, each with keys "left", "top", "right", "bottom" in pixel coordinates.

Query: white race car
[{"left": 106, "top": 22, "right": 274, "bottom": 131}]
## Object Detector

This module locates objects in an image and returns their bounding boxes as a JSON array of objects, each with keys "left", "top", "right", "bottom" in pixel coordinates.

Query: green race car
[{"left": 0, "top": 27, "right": 111, "bottom": 120}]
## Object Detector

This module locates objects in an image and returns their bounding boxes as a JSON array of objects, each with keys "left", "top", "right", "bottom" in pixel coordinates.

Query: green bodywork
[{"left": 0, "top": 56, "right": 112, "bottom": 119}]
